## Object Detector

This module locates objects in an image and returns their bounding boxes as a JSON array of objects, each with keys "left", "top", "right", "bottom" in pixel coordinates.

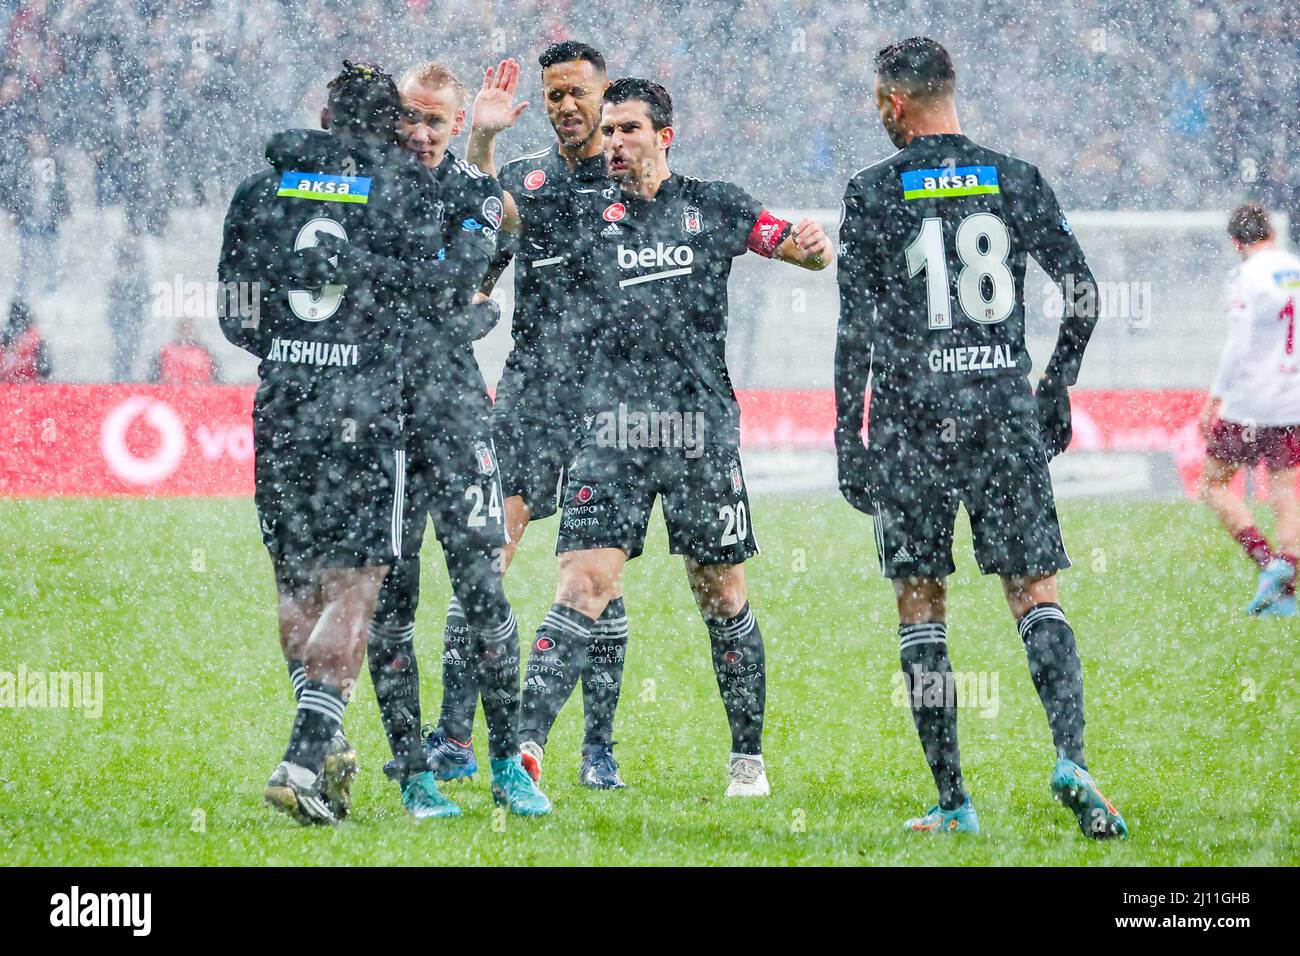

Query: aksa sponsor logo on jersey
[
  {"left": 900, "top": 165, "right": 1000, "bottom": 201},
  {"left": 266, "top": 337, "right": 360, "bottom": 367},
  {"left": 523, "top": 169, "right": 546, "bottom": 190},
  {"left": 1274, "top": 269, "right": 1300, "bottom": 290},
  {"left": 928, "top": 343, "right": 1015, "bottom": 373},
  {"left": 616, "top": 243, "right": 695, "bottom": 287},
  {"left": 276, "top": 171, "right": 372, "bottom": 204}
]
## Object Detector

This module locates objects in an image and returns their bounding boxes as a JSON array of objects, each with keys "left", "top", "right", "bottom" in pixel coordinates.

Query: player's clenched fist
[
  {"left": 792, "top": 218, "right": 831, "bottom": 259},
  {"left": 775, "top": 217, "right": 833, "bottom": 269}
]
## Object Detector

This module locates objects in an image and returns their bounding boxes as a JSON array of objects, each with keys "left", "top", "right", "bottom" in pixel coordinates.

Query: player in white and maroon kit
[{"left": 1200, "top": 202, "right": 1300, "bottom": 616}]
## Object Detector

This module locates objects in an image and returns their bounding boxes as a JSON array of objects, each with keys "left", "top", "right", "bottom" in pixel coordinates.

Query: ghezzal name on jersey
[
  {"left": 266, "top": 337, "right": 360, "bottom": 366},
  {"left": 928, "top": 343, "right": 1014, "bottom": 373}
]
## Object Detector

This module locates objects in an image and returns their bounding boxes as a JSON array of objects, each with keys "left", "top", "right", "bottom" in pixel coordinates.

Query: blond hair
[{"left": 399, "top": 61, "right": 468, "bottom": 106}]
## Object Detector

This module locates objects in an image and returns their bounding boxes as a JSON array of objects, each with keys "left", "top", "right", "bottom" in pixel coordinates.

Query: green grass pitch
[{"left": 0, "top": 495, "right": 1295, "bottom": 866}]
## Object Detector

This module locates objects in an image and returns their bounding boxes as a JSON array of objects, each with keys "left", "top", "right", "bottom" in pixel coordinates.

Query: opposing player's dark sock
[
  {"left": 1018, "top": 603, "right": 1086, "bottom": 767},
  {"left": 706, "top": 604, "right": 766, "bottom": 756},
  {"left": 366, "top": 618, "right": 427, "bottom": 778},
  {"left": 520, "top": 604, "right": 594, "bottom": 748},
  {"left": 899, "top": 622, "right": 966, "bottom": 811},
  {"left": 1233, "top": 526, "right": 1273, "bottom": 568},
  {"left": 581, "top": 597, "right": 628, "bottom": 753},
  {"left": 438, "top": 597, "right": 479, "bottom": 743},
  {"left": 284, "top": 681, "right": 346, "bottom": 775},
  {"left": 287, "top": 659, "right": 306, "bottom": 703},
  {"left": 472, "top": 611, "right": 522, "bottom": 760}
]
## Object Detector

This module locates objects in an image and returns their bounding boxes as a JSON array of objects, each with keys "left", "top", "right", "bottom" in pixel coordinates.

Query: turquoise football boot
[
  {"left": 1257, "top": 596, "right": 1297, "bottom": 618},
  {"left": 401, "top": 771, "right": 461, "bottom": 820},
  {"left": 1051, "top": 757, "right": 1128, "bottom": 839},
  {"left": 903, "top": 797, "right": 980, "bottom": 834},
  {"left": 1246, "top": 557, "right": 1295, "bottom": 615},
  {"left": 490, "top": 754, "right": 552, "bottom": 816}
]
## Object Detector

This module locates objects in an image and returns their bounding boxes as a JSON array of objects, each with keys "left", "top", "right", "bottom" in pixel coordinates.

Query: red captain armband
[{"left": 747, "top": 210, "right": 792, "bottom": 258}]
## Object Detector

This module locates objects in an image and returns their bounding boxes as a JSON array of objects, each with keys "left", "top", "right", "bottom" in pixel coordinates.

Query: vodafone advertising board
[
  {"left": 0, "top": 384, "right": 1217, "bottom": 498},
  {"left": 0, "top": 385, "right": 255, "bottom": 496}
]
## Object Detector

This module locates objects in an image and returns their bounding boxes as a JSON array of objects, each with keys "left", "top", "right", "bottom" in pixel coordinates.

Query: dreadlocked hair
[{"left": 327, "top": 59, "right": 401, "bottom": 139}]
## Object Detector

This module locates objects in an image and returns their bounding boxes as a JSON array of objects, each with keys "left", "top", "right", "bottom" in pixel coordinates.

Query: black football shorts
[
  {"left": 867, "top": 390, "right": 1069, "bottom": 580},
  {"left": 254, "top": 441, "right": 408, "bottom": 587},
  {"left": 492, "top": 405, "right": 582, "bottom": 522},
  {"left": 556, "top": 432, "right": 758, "bottom": 565}
]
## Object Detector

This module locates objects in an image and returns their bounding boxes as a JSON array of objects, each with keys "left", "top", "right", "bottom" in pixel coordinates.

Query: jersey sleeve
[
  {"left": 433, "top": 165, "right": 504, "bottom": 310},
  {"left": 1210, "top": 271, "right": 1252, "bottom": 398},
  {"left": 329, "top": 166, "right": 501, "bottom": 319},
  {"left": 483, "top": 160, "right": 524, "bottom": 292},
  {"left": 712, "top": 180, "right": 790, "bottom": 258},
  {"left": 834, "top": 176, "right": 876, "bottom": 455},
  {"left": 216, "top": 175, "right": 271, "bottom": 356},
  {"left": 1020, "top": 167, "right": 1098, "bottom": 386}
]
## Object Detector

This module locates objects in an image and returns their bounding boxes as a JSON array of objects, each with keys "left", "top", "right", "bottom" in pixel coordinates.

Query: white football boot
[{"left": 725, "top": 754, "right": 771, "bottom": 797}]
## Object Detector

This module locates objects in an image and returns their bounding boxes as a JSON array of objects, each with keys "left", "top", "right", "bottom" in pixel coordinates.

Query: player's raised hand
[{"left": 472, "top": 58, "right": 529, "bottom": 134}]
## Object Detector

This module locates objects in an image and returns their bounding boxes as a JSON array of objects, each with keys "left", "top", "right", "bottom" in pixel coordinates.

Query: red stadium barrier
[
  {"left": 0, "top": 384, "right": 256, "bottom": 497},
  {"left": 0, "top": 383, "right": 1215, "bottom": 497}
]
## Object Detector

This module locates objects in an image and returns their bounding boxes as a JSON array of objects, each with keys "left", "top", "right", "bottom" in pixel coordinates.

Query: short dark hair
[
  {"left": 539, "top": 41, "right": 605, "bottom": 74},
  {"left": 327, "top": 59, "right": 401, "bottom": 137},
  {"left": 1228, "top": 202, "right": 1273, "bottom": 244},
  {"left": 875, "top": 37, "right": 955, "bottom": 98},
  {"left": 603, "top": 77, "right": 673, "bottom": 130}
]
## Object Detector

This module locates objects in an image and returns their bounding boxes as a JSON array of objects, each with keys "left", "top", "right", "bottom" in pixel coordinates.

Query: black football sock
[
  {"left": 438, "top": 597, "right": 478, "bottom": 743},
  {"left": 366, "top": 618, "right": 428, "bottom": 778},
  {"left": 284, "top": 681, "right": 346, "bottom": 775},
  {"left": 1018, "top": 603, "right": 1086, "bottom": 767},
  {"left": 287, "top": 659, "right": 306, "bottom": 703},
  {"left": 899, "top": 622, "right": 967, "bottom": 811},
  {"left": 520, "top": 604, "right": 594, "bottom": 749},
  {"left": 706, "top": 604, "right": 766, "bottom": 756},
  {"left": 472, "top": 611, "right": 522, "bottom": 760},
  {"left": 581, "top": 597, "right": 629, "bottom": 753}
]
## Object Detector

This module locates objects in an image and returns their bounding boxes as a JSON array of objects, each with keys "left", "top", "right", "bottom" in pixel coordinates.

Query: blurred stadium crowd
[{"left": 0, "top": 0, "right": 1297, "bottom": 380}]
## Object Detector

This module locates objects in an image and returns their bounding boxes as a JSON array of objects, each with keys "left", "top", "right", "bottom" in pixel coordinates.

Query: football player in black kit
[
  {"left": 835, "top": 37, "right": 1127, "bottom": 837},
  {"left": 417, "top": 44, "right": 632, "bottom": 790},
  {"left": 518, "top": 78, "right": 832, "bottom": 798},
  {"left": 362, "top": 59, "right": 552, "bottom": 818},
  {"left": 218, "top": 61, "right": 446, "bottom": 824}
]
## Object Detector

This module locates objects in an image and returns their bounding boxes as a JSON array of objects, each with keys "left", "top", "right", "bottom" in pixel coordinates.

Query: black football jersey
[
  {"left": 573, "top": 175, "right": 780, "bottom": 442},
  {"left": 218, "top": 129, "right": 443, "bottom": 448},
  {"left": 836, "top": 133, "right": 1098, "bottom": 433},
  {"left": 400, "top": 149, "right": 504, "bottom": 432},
  {"left": 494, "top": 143, "right": 609, "bottom": 408}
]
